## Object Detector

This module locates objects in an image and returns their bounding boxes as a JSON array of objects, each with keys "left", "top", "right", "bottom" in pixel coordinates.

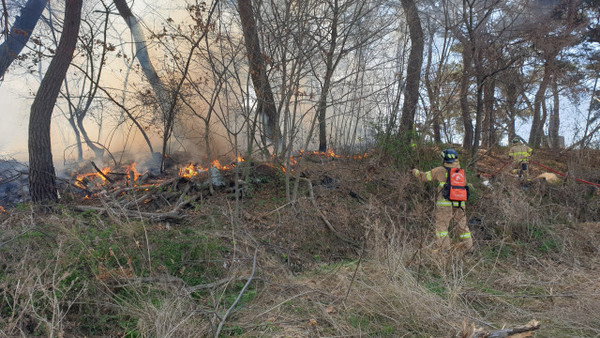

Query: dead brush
[
  {"left": 0, "top": 246, "right": 42, "bottom": 336},
  {"left": 113, "top": 287, "right": 210, "bottom": 337},
  {"left": 471, "top": 175, "right": 550, "bottom": 241},
  {"left": 356, "top": 203, "right": 484, "bottom": 336},
  {"left": 0, "top": 212, "right": 88, "bottom": 337}
]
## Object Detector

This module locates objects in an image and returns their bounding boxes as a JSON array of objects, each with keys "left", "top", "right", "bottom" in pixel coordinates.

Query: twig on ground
[
  {"left": 253, "top": 290, "right": 317, "bottom": 319},
  {"left": 73, "top": 205, "right": 185, "bottom": 222},
  {"left": 0, "top": 226, "right": 37, "bottom": 249},
  {"left": 472, "top": 319, "right": 540, "bottom": 338},
  {"left": 214, "top": 248, "right": 258, "bottom": 338},
  {"left": 344, "top": 241, "right": 365, "bottom": 304},
  {"left": 0, "top": 224, "right": 55, "bottom": 249},
  {"left": 301, "top": 178, "right": 359, "bottom": 247},
  {"left": 110, "top": 177, "right": 178, "bottom": 198}
]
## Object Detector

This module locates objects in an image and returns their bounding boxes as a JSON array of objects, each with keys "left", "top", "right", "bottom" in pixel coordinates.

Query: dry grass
[{"left": 1, "top": 151, "right": 600, "bottom": 337}]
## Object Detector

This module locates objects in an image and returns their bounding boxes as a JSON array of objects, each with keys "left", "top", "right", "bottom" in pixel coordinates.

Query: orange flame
[
  {"left": 179, "top": 163, "right": 206, "bottom": 179},
  {"left": 211, "top": 159, "right": 235, "bottom": 170},
  {"left": 0, "top": 206, "right": 5, "bottom": 213},
  {"left": 178, "top": 157, "right": 246, "bottom": 178},
  {"left": 74, "top": 167, "right": 111, "bottom": 189},
  {"left": 126, "top": 162, "right": 141, "bottom": 182}
]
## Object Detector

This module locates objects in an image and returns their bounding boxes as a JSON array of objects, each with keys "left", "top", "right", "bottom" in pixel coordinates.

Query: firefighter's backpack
[{"left": 442, "top": 167, "right": 470, "bottom": 204}]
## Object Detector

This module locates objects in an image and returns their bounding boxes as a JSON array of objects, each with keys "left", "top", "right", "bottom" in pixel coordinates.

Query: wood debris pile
[{"left": 68, "top": 160, "right": 253, "bottom": 222}]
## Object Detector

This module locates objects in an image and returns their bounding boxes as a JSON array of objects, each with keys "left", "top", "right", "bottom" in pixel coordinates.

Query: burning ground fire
[
  {"left": 72, "top": 150, "right": 368, "bottom": 194},
  {"left": 179, "top": 157, "right": 245, "bottom": 179},
  {"left": 74, "top": 167, "right": 111, "bottom": 190},
  {"left": 299, "top": 149, "right": 369, "bottom": 160}
]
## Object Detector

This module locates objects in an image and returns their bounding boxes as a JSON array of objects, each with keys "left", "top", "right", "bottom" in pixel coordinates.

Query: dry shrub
[
  {"left": 0, "top": 248, "right": 44, "bottom": 336},
  {"left": 343, "top": 260, "right": 465, "bottom": 335},
  {"left": 471, "top": 175, "right": 542, "bottom": 233},
  {"left": 119, "top": 289, "right": 210, "bottom": 337},
  {"left": 0, "top": 237, "right": 88, "bottom": 337},
  {"left": 339, "top": 203, "right": 478, "bottom": 336}
]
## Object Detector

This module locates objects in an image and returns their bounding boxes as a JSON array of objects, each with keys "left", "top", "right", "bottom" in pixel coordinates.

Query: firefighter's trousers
[
  {"left": 434, "top": 205, "right": 473, "bottom": 252},
  {"left": 512, "top": 161, "right": 529, "bottom": 181}
]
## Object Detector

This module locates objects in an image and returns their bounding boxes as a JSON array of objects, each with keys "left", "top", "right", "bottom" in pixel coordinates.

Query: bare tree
[
  {"left": 112, "top": 0, "right": 169, "bottom": 115},
  {"left": 58, "top": 0, "right": 112, "bottom": 161},
  {"left": 423, "top": 13, "right": 455, "bottom": 144},
  {"left": 238, "top": 0, "right": 280, "bottom": 153},
  {"left": 316, "top": 0, "right": 341, "bottom": 152}
]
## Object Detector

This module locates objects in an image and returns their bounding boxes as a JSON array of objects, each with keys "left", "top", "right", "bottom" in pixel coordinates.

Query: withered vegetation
[{"left": 1, "top": 147, "right": 599, "bottom": 337}]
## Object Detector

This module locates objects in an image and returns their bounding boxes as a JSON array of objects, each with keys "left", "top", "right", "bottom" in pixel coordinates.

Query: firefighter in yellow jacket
[
  {"left": 409, "top": 149, "right": 473, "bottom": 253},
  {"left": 508, "top": 137, "right": 533, "bottom": 180}
]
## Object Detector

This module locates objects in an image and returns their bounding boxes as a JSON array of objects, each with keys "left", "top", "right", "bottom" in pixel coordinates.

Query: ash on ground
[{"left": 0, "top": 157, "right": 29, "bottom": 207}]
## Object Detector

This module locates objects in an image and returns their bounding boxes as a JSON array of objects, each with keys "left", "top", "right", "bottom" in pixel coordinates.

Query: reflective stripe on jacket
[{"left": 509, "top": 144, "right": 532, "bottom": 163}]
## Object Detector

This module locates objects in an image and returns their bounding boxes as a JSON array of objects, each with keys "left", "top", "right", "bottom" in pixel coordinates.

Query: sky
[{"left": 0, "top": 77, "right": 34, "bottom": 160}]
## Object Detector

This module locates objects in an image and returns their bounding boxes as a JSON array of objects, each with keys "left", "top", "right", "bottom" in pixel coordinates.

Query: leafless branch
[{"left": 214, "top": 248, "right": 258, "bottom": 338}]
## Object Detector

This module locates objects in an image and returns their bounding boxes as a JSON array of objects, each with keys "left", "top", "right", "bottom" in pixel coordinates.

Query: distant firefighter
[
  {"left": 410, "top": 149, "right": 473, "bottom": 254},
  {"left": 508, "top": 137, "right": 533, "bottom": 181}
]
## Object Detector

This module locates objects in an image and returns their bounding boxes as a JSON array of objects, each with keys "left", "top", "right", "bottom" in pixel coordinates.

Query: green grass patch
[
  {"left": 348, "top": 312, "right": 370, "bottom": 329},
  {"left": 423, "top": 280, "right": 446, "bottom": 297},
  {"left": 481, "top": 244, "right": 512, "bottom": 260},
  {"left": 149, "top": 229, "right": 229, "bottom": 286}
]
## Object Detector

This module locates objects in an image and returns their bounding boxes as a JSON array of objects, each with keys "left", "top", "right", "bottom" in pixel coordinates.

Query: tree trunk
[
  {"left": 482, "top": 77, "right": 495, "bottom": 148},
  {"left": 540, "top": 95, "right": 548, "bottom": 147},
  {"left": 113, "top": 0, "right": 169, "bottom": 113},
  {"left": 460, "top": 44, "right": 474, "bottom": 148},
  {"left": 317, "top": 0, "right": 339, "bottom": 152},
  {"left": 237, "top": 0, "right": 280, "bottom": 152},
  {"left": 28, "top": 0, "right": 82, "bottom": 202},
  {"left": 472, "top": 74, "right": 484, "bottom": 156},
  {"left": 505, "top": 78, "right": 518, "bottom": 141},
  {"left": 529, "top": 57, "right": 554, "bottom": 148},
  {"left": 112, "top": 0, "right": 163, "bottom": 155},
  {"left": 471, "top": 44, "right": 485, "bottom": 156},
  {"left": 398, "top": 0, "right": 424, "bottom": 142},
  {"left": 77, "top": 113, "right": 104, "bottom": 159},
  {"left": 0, "top": 0, "right": 47, "bottom": 78},
  {"left": 66, "top": 114, "right": 83, "bottom": 161},
  {"left": 548, "top": 78, "right": 560, "bottom": 149},
  {"left": 425, "top": 46, "right": 442, "bottom": 143}
]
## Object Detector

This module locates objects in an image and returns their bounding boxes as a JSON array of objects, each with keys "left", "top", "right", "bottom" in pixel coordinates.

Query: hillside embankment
[{"left": 0, "top": 147, "right": 599, "bottom": 337}]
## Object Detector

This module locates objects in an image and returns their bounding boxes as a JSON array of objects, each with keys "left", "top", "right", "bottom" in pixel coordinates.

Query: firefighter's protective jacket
[
  {"left": 412, "top": 160, "right": 464, "bottom": 207},
  {"left": 509, "top": 144, "right": 532, "bottom": 163}
]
